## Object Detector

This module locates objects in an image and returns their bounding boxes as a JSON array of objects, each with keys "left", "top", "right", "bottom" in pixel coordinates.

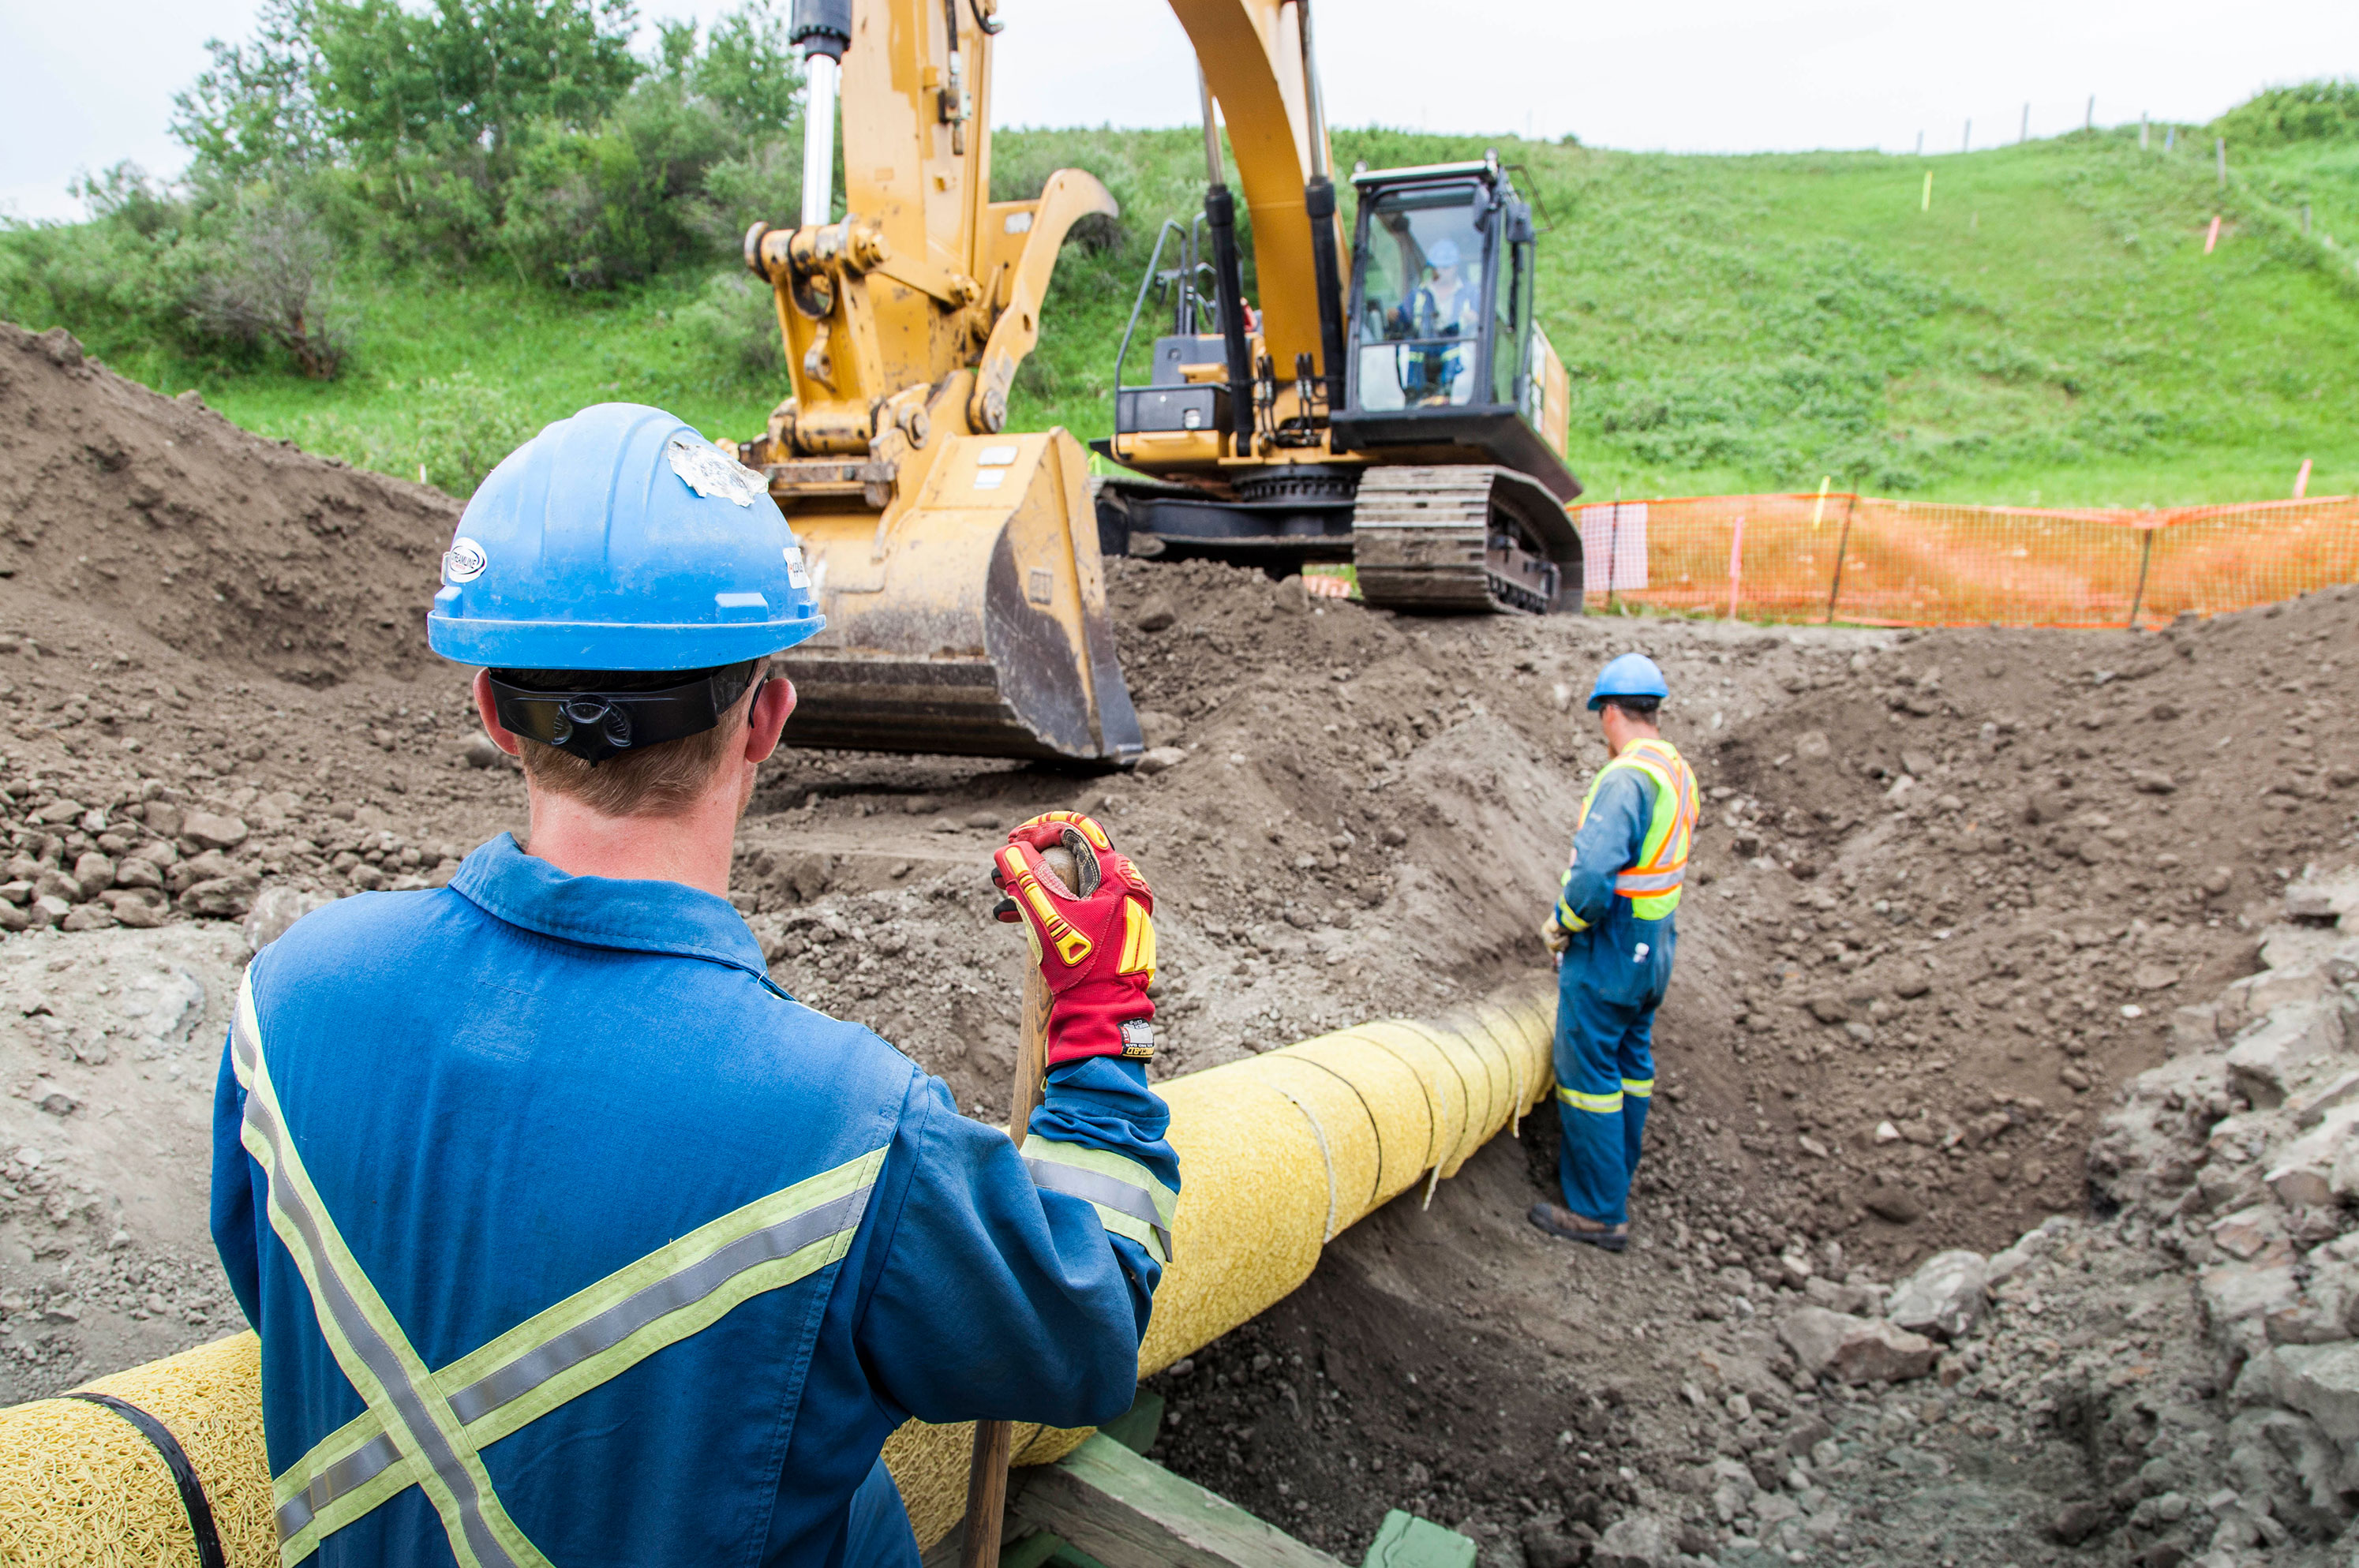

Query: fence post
[
  {"left": 2217, "top": 137, "right": 2226, "bottom": 189},
  {"left": 1824, "top": 492, "right": 1859, "bottom": 624},
  {"left": 2126, "top": 528, "right": 2155, "bottom": 631},
  {"left": 1604, "top": 498, "right": 1620, "bottom": 612},
  {"left": 1727, "top": 517, "right": 1746, "bottom": 620}
]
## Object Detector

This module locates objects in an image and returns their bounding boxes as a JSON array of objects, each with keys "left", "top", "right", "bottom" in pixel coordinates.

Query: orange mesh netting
[{"left": 1572, "top": 493, "right": 2359, "bottom": 627}]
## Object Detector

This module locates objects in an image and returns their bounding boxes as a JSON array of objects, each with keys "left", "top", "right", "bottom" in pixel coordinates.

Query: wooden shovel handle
[{"left": 960, "top": 961, "right": 1052, "bottom": 1568}]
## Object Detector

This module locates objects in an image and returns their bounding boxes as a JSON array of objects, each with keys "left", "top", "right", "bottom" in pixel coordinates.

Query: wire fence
[{"left": 1574, "top": 492, "right": 2359, "bottom": 628}]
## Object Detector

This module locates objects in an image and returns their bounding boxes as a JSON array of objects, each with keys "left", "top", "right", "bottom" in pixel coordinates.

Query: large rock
[
  {"left": 2265, "top": 1259, "right": 2359, "bottom": 1346},
  {"left": 2266, "top": 1103, "right": 2359, "bottom": 1208},
  {"left": 2202, "top": 1260, "right": 2301, "bottom": 1345},
  {"left": 2210, "top": 1205, "right": 2294, "bottom": 1266},
  {"left": 244, "top": 885, "right": 335, "bottom": 952},
  {"left": 2216, "top": 962, "right": 2335, "bottom": 1037},
  {"left": 178, "top": 873, "right": 260, "bottom": 919},
  {"left": 1829, "top": 1319, "right": 1938, "bottom": 1385},
  {"left": 1593, "top": 1512, "right": 1675, "bottom": 1568},
  {"left": 1777, "top": 1307, "right": 1863, "bottom": 1379},
  {"left": 1886, "top": 1249, "right": 1988, "bottom": 1341},
  {"left": 2226, "top": 1002, "right": 2347, "bottom": 1108},
  {"left": 181, "top": 810, "right": 251, "bottom": 850},
  {"left": 2269, "top": 1342, "right": 2359, "bottom": 1444}
]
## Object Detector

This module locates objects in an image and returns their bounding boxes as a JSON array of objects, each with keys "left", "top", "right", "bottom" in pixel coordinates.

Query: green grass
[{"left": 23, "top": 125, "right": 2359, "bottom": 507}]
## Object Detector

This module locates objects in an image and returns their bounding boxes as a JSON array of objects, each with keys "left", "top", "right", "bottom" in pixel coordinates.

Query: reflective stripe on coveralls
[
  {"left": 1020, "top": 1134, "right": 1178, "bottom": 1265},
  {"left": 1553, "top": 738, "right": 1700, "bottom": 930},
  {"left": 230, "top": 974, "right": 886, "bottom": 1566},
  {"left": 1556, "top": 1085, "right": 1623, "bottom": 1115}
]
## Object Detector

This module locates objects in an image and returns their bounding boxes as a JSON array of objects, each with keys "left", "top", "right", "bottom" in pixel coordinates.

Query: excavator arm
[{"left": 737, "top": 0, "right": 1352, "bottom": 762}]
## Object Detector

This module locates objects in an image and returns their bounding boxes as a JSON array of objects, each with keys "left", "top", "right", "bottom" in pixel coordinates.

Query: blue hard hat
[
  {"left": 1587, "top": 653, "right": 1669, "bottom": 710},
  {"left": 427, "top": 402, "right": 822, "bottom": 671}
]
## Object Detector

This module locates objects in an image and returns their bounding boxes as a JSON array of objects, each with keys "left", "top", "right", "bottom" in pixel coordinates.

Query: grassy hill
[{"left": 17, "top": 122, "right": 2359, "bottom": 507}]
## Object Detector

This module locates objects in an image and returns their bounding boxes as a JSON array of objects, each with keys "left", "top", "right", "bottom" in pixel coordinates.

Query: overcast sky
[{"left": 6, "top": 0, "right": 2353, "bottom": 222}]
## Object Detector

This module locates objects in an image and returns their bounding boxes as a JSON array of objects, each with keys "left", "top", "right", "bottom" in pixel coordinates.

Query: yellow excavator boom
[{"left": 740, "top": 0, "right": 1399, "bottom": 762}]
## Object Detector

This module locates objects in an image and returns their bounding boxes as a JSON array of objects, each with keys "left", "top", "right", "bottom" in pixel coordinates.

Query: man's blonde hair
[{"left": 511, "top": 662, "right": 763, "bottom": 818}]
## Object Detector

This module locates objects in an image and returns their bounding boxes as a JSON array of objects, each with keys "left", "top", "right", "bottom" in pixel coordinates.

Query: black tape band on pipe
[{"left": 63, "top": 1391, "right": 228, "bottom": 1568}]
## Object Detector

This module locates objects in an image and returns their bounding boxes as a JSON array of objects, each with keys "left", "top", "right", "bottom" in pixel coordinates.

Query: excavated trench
[{"left": 2, "top": 323, "right": 2357, "bottom": 1566}]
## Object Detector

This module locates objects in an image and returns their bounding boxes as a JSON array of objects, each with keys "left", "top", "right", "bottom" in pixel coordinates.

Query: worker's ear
[
  {"left": 472, "top": 669, "right": 523, "bottom": 758},
  {"left": 743, "top": 675, "right": 797, "bottom": 765}
]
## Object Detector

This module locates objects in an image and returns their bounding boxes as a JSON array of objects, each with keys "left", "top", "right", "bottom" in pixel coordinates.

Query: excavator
[{"left": 740, "top": 0, "right": 1584, "bottom": 765}]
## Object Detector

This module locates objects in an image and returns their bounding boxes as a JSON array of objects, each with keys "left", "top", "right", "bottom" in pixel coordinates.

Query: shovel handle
[{"left": 960, "top": 916, "right": 1056, "bottom": 1567}]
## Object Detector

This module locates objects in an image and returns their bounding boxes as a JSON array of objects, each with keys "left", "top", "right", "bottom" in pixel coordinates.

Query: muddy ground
[{"left": 2, "top": 321, "right": 2357, "bottom": 1566}]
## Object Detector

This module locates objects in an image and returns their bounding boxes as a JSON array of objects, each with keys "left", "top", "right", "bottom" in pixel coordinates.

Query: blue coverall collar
[{"left": 447, "top": 833, "right": 769, "bottom": 977}]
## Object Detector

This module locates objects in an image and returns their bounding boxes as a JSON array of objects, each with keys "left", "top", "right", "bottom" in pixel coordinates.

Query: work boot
[{"left": 1527, "top": 1202, "right": 1628, "bottom": 1252}]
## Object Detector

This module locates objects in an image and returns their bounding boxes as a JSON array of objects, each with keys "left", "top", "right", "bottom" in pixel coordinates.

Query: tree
[
  {"left": 307, "top": 0, "right": 643, "bottom": 167},
  {"left": 173, "top": 0, "right": 333, "bottom": 182}
]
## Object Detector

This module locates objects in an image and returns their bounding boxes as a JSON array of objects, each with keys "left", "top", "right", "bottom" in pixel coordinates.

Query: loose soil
[{"left": 2, "top": 320, "right": 2356, "bottom": 1566}]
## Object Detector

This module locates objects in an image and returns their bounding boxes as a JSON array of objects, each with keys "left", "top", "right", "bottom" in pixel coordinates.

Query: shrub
[
  {"left": 2212, "top": 78, "right": 2359, "bottom": 149},
  {"left": 676, "top": 270, "right": 785, "bottom": 377},
  {"left": 184, "top": 191, "right": 350, "bottom": 378}
]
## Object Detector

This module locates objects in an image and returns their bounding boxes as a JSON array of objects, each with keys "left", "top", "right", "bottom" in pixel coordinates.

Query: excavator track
[{"left": 1350, "top": 466, "right": 1584, "bottom": 615}]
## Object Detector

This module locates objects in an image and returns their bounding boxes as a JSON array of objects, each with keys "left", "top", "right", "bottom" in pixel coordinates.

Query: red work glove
[{"left": 990, "top": 810, "right": 1157, "bottom": 1066}]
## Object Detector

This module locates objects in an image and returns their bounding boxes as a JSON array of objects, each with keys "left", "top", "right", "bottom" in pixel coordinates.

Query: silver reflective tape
[
  {"left": 277, "top": 1431, "right": 403, "bottom": 1540},
  {"left": 444, "top": 1184, "right": 874, "bottom": 1426},
  {"left": 239, "top": 1030, "right": 519, "bottom": 1568},
  {"left": 1024, "top": 1156, "right": 1174, "bottom": 1259}
]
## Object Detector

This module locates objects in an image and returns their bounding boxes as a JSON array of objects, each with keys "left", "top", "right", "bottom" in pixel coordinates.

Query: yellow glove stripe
[{"left": 1117, "top": 899, "right": 1156, "bottom": 979}]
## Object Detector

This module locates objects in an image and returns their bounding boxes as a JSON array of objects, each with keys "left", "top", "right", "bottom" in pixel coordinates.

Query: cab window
[{"left": 1354, "top": 187, "right": 1486, "bottom": 410}]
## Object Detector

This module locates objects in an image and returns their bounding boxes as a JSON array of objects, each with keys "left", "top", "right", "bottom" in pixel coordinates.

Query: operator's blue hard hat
[
  {"left": 427, "top": 402, "right": 822, "bottom": 671},
  {"left": 1587, "top": 652, "right": 1669, "bottom": 710}
]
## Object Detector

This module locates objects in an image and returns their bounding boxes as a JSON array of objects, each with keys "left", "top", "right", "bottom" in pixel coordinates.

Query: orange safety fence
[{"left": 1572, "top": 492, "right": 2359, "bottom": 628}]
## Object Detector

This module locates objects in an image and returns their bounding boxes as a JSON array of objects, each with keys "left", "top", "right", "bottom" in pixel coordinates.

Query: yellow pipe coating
[{"left": 0, "top": 985, "right": 1556, "bottom": 1561}]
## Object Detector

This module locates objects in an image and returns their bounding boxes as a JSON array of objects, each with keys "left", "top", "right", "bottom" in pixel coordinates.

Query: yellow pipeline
[{"left": 0, "top": 986, "right": 1556, "bottom": 1560}]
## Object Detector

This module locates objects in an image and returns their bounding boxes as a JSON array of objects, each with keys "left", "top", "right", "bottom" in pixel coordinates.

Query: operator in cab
[
  {"left": 210, "top": 404, "right": 1178, "bottom": 1568},
  {"left": 1399, "top": 236, "right": 1483, "bottom": 403}
]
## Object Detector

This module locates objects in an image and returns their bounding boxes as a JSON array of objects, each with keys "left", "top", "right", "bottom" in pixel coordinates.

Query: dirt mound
[{"left": 0, "top": 324, "right": 455, "bottom": 687}]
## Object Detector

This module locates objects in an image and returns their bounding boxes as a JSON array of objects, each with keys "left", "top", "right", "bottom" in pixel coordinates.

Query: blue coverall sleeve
[
  {"left": 1557, "top": 769, "right": 1656, "bottom": 930},
  {"left": 210, "top": 1030, "right": 264, "bottom": 1330},
  {"left": 852, "top": 1060, "right": 1176, "bottom": 1429}
]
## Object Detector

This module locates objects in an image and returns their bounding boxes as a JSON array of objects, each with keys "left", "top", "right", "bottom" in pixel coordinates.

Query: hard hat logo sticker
[
  {"left": 666, "top": 436, "right": 768, "bottom": 507},
  {"left": 442, "top": 538, "right": 489, "bottom": 584},
  {"left": 783, "top": 544, "right": 811, "bottom": 589}
]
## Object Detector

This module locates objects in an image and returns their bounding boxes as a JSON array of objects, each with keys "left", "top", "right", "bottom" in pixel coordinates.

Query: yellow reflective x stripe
[
  {"left": 237, "top": 974, "right": 886, "bottom": 1564},
  {"left": 1556, "top": 1085, "right": 1624, "bottom": 1115},
  {"left": 273, "top": 1150, "right": 886, "bottom": 1559},
  {"left": 232, "top": 976, "right": 549, "bottom": 1568},
  {"left": 1621, "top": 1077, "right": 1655, "bottom": 1098},
  {"left": 1020, "top": 1134, "right": 1178, "bottom": 1265}
]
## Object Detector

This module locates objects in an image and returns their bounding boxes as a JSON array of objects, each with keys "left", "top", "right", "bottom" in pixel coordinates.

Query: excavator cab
[
  {"left": 1101, "top": 150, "right": 1583, "bottom": 616},
  {"left": 1331, "top": 158, "right": 1573, "bottom": 498}
]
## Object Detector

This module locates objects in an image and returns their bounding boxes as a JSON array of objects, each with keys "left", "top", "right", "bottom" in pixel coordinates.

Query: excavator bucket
[{"left": 769, "top": 428, "right": 1144, "bottom": 764}]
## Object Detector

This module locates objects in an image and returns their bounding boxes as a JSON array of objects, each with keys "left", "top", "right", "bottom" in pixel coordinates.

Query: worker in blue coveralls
[
  {"left": 210, "top": 404, "right": 1178, "bottom": 1568},
  {"left": 1527, "top": 653, "right": 1698, "bottom": 1253}
]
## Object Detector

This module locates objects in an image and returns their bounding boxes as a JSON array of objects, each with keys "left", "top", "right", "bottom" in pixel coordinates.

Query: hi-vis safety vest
[{"left": 1556, "top": 738, "right": 1699, "bottom": 930}]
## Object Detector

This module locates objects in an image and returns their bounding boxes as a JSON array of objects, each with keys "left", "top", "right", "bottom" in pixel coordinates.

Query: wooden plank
[{"left": 1012, "top": 1433, "right": 1346, "bottom": 1568}]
